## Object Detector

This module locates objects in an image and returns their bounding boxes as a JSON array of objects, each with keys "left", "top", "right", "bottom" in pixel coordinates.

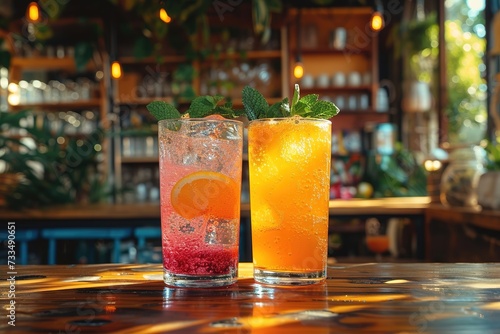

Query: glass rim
[
  {"left": 158, "top": 118, "right": 243, "bottom": 126},
  {"left": 248, "top": 117, "right": 332, "bottom": 124}
]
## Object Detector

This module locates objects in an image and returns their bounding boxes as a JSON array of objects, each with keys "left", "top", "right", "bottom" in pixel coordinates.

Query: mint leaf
[
  {"left": 300, "top": 94, "right": 319, "bottom": 106},
  {"left": 310, "top": 100, "right": 340, "bottom": 119},
  {"left": 292, "top": 100, "right": 311, "bottom": 116},
  {"left": 293, "top": 94, "right": 318, "bottom": 116},
  {"left": 187, "top": 95, "right": 225, "bottom": 118},
  {"left": 146, "top": 101, "right": 181, "bottom": 120},
  {"left": 213, "top": 106, "right": 246, "bottom": 118},
  {"left": 290, "top": 84, "right": 300, "bottom": 115},
  {"left": 267, "top": 101, "right": 284, "bottom": 117},
  {"left": 242, "top": 86, "right": 268, "bottom": 120},
  {"left": 281, "top": 97, "right": 290, "bottom": 116}
]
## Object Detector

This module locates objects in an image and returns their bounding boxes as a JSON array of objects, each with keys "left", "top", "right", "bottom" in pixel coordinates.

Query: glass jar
[{"left": 440, "top": 146, "right": 486, "bottom": 207}]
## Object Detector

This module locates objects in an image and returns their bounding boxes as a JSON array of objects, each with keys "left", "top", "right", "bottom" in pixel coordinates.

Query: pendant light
[{"left": 293, "top": 9, "right": 304, "bottom": 79}]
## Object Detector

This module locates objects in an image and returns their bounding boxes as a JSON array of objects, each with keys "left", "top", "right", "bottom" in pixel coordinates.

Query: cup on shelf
[
  {"left": 332, "top": 72, "right": 346, "bottom": 87},
  {"left": 316, "top": 74, "right": 330, "bottom": 88},
  {"left": 376, "top": 87, "right": 389, "bottom": 112},
  {"left": 347, "top": 71, "right": 362, "bottom": 87},
  {"left": 330, "top": 27, "right": 347, "bottom": 50},
  {"left": 347, "top": 95, "right": 357, "bottom": 110},
  {"left": 301, "top": 74, "right": 314, "bottom": 89},
  {"left": 358, "top": 94, "right": 369, "bottom": 110},
  {"left": 334, "top": 95, "right": 346, "bottom": 110}
]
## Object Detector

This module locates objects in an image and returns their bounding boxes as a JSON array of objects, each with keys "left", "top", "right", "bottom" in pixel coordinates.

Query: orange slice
[
  {"left": 203, "top": 114, "right": 226, "bottom": 120},
  {"left": 171, "top": 171, "right": 239, "bottom": 219}
]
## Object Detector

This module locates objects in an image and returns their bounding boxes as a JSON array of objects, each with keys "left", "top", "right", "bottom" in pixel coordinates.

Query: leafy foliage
[
  {"left": 0, "top": 111, "right": 110, "bottom": 209},
  {"left": 147, "top": 84, "right": 339, "bottom": 121},
  {"left": 242, "top": 84, "right": 339, "bottom": 120},
  {"left": 444, "top": 19, "right": 487, "bottom": 143},
  {"left": 364, "top": 143, "right": 428, "bottom": 198},
  {"left": 484, "top": 141, "right": 500, "bottom": 171}
]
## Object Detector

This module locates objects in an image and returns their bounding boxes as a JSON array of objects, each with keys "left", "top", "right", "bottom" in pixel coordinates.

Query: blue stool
[
  {"left": 41, "top": 228, "right": 132, "bottom": 265},
  {"left": 134, "top": 226, "right": 161, "bottom": 249},
  {"left": 0, "top": 229, "right": 39, "bottom": 265},
  {"left": 134, "top": 227, "right": 161, "bottom": 263}
]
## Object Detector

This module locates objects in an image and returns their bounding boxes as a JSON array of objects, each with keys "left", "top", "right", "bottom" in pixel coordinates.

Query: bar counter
[
  {"left": 1, "top": 262, "right": 499, "bottom": 333},
  {"left": 0, "top": 197, "right": 431, "bottom": 220}
]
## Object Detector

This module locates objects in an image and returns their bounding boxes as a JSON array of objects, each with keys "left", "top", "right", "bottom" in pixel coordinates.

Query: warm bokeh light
[
  {"left": 26, "top": 2, "right": 41, "bottom": 23},
  {"left": 111, "top": 61, "right": 122, "bottom": 79},
  {"left": 293, "top": 62, "right": 304, "bottom": 79},
  {"left": 159, "top": 8, "right": 171, "bottom": 23},
  {"left": 424, "top": 159, "right": 442, "bottom": 172},
  {"left": 370, "top": 11, "right": 384, "bottom": 31}
]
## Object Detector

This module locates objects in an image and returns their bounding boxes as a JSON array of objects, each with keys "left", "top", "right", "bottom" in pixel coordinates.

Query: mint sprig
[
  {"left": 241, "top": 84, "right": 339, "bottom": 120},
  {"left": 147, "top": 84, "right": 339, "bottom": 122},
  {"left": 147, "top": 96, "right": 244, "bottom": 121}
]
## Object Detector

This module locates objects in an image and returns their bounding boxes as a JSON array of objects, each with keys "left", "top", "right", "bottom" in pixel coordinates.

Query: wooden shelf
[
  {"left": 119, "top": 55, "right": 188, "bottom": 65},
  {"left": 300, "top": 86, "right": 373, "bottom": 94},
  {"left": 201, "top": 50, "right": 282, "bottom": 61},
  {"left": 116, "top": 97, "right": 191, "bottom": 106},
  {"left": 10, "top": 56, "right": 96, "bottom": 71},
  {"left": 335, "top": 110, "right": 392, "bottom": 115},
  {"left": 296, "top": 48, "right": 371, "bottom": 56},
  {"left": 9, "top": 99, "right": 102, "bottom": 111},
  {"left": 121, "top": 156, "right": 159, "bottom": 164}
]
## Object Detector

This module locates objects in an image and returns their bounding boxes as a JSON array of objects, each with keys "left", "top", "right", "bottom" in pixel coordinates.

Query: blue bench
[
  {"left": 41, "top": 228, "right": 133, "bottom": 265},
  {"left": 0, "top": 229, "right": 39, "bottom": 265}
]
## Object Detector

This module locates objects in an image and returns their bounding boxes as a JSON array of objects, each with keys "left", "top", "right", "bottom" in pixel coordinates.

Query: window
[{"left": 442, "top": 0, "right": 488, "bottom": 146}]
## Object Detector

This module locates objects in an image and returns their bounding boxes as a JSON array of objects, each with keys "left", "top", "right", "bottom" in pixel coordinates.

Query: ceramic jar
[{"left": 440, "top": 146, "right": 486, "bottom": 207}]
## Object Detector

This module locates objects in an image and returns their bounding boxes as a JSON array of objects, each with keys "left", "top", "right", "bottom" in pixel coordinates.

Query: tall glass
[
  {"left": 248, "top": 117, "right": 332, "bottom": 285},
  {"left": 158, "top": 118, "right": 243, "bottom": 287}
]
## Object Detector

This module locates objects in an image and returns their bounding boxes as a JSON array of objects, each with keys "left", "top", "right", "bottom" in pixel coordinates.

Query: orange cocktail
[{"left": 248, "top": 117, "right": 331, "bottom": 285}]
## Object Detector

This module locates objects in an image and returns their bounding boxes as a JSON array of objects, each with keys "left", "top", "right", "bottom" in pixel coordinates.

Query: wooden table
[{"left": 2, "top": 262, "right": 499, "bottom": 333}]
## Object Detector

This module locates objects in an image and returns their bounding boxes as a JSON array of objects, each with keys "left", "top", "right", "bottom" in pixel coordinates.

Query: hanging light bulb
[
  {"left": 293, "top": 56, "right": 304, "bottom": 79},
  {"left": 26, "top": 2, "right": 41, "bottom": 23},
  {"left": 370, "top": 0, "right": 384, "bottom": 32},
  {"left": 293, "top": 10, "right": 304, "bottom": 79},
  {"left": 111, "top": 61, "right": 122, "bottom": 79},
  {"left": 370, "top": 11, "right": 384, "bottom": 31},
  {"left": 159, "top": 8, "right": 171, "bottom": 23}
]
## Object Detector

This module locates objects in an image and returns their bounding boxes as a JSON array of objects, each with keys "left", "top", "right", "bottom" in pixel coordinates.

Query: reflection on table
[{"left": 1, "top": 262, "right": 499, "bottom": 333}]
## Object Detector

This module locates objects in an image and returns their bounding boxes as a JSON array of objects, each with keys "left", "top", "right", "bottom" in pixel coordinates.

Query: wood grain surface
[{"left": 1, "top": 262, "right": 499, "bottom": 333}]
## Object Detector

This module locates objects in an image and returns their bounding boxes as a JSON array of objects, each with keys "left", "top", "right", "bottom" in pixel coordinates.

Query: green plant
[
  {"left": 364, "top": 142, "right": 428, "bottom": 197},
  {"left": 0, "top": 110, "right": 111, "bottom": 209},
  {"left": 388, "top": 12, "right": 438, "bottom": 82},
  {"left": 484, "top": 140, "right": 500, "bottom": 171},
  {"left": 111, "top": 0, "right": 282, "bottom": 61}
]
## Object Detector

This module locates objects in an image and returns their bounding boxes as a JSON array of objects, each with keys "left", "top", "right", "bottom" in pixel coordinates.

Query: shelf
[
  {"left": 119, "top": 55, "right": 189, "bottom": 65},
  {"left": 121, "top": 156, "right": 159, "bottom": 164},
  {"left": 296, "top": 48, "right": 371, "bottom": 56},
  {"left": 336, "top": 110, "right": 393, "bottom": 115},
  {"left": 201, "top": 50, "right": 282, "bottom": 61},
  {"left": 10, "top": 56, "right": 96, "bottom": 71},
  {"left": 300, "top": 86, "right": 373, "bottom": 94},
  {"left": 9, "top": 99, "right": 102, "bottom": 111},
  {"left": 116, "top": 97, "right": 191, "bottom": 106}
]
